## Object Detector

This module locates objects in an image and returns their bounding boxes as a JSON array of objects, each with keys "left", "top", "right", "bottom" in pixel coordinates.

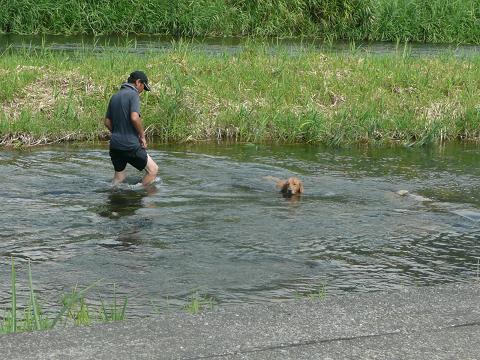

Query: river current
[{"left": 1, "top": 143, "right": 479, "bottom": 316}]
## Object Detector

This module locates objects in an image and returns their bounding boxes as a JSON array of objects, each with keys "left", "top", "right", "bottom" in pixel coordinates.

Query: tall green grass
[
  {"left": 0, "top": 44, "right": 479, "bottom": 147},
  {"left": 0, "top": 0, "right": 479, "bottom": 44}
]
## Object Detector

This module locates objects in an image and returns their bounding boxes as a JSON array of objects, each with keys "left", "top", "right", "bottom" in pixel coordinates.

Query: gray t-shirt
[{"left": 106, "top": 83, "right": 141, "bottom": 150}]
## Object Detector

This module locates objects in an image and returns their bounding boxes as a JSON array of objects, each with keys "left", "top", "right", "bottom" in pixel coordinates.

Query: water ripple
[{"left": 1, "top": 144, "right": 480, "bottom": 316}]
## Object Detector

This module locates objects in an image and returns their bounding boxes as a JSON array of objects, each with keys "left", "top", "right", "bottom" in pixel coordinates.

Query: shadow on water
[
  {"left": 97, "top": 189, "right": 145, "bottom": 219},
  {"left": 95, "top": 185, "right": 159, "bottom": 250},
  {"left": 97, "top": 186, "right": 157, "bottom": 220}
]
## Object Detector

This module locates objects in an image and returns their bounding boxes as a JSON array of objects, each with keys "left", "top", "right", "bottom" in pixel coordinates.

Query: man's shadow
[
  {"left": 98, "top": 185, "right": 157, "bottom": 219},
  {"left": 96, "top": 185, "right": 158, "bottom": 248}
]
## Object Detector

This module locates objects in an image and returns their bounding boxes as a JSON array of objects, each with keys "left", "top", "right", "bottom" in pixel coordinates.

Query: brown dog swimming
[{"left": 264, "top": 176, "right": 304, "bottom": 196}]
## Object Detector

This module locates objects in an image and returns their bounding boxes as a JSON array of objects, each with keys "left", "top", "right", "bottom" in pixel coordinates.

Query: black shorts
[{"left": 109, "top": 147, "right": 148, "bottom": 172}]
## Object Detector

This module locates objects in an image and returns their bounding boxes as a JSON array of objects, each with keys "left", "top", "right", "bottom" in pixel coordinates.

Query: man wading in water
[{"left": 105, "top": 71, "right": 159, "bottom": 186}]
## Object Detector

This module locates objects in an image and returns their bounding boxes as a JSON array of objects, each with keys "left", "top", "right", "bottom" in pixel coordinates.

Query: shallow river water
[{"left": 1, "top": 143, "right": 480, "bottom": 316}]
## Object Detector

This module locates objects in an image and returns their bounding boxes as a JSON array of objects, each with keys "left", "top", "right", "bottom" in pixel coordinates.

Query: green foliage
[
  {"left": 98, "top": 284, "right": 128, "bottom": 322},
  {"left": 1, "top": 259, "right": 51, "bottom": 333},
  {"left": 10, "top": 258, "right": 16, "bottom": 333},
  {"left": 0, "top": 259, "right": 127, "bottom": 334},
  {"left": 183, "top": 289, "right": 216, "bottom": 314},
  {"left": 295, "top": 283, "right": 328, "bottom": 301},
  {"left": 369, "top": 0, "right": 480, "bottom": 43},
  {"left": 0, "top": 0, "right": 479, "bottom": 43},
  {"left": 0, "top": 46, "right": 480, "bottom": 146}
]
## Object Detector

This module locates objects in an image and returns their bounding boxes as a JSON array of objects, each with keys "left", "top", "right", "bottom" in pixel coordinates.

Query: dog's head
[{"left": 280, "top": 177, "right": 304, "bottom": 196}]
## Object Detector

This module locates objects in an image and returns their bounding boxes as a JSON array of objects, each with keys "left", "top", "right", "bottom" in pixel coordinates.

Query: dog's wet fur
[{"left": 264, "top": 176, "right": 304, "bottom": 197}]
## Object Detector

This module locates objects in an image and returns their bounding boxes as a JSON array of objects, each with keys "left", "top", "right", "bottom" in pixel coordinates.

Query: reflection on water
[
  {"left": 0, "top": 143, "right": 479, "bottom": 316},
  {"left": 96, "top": 186, "right": 159, "bottom": 248},
  {"left": 97, "top": 186, "right": 158, "bottom": 219},
  {"left": 98, "top": 190, "right": 145, "bottom": 219}
]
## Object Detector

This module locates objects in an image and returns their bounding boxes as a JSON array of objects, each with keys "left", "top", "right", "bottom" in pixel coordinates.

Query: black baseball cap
[{"left": 128, "top": 70, "right": 151, "bottom": 91}]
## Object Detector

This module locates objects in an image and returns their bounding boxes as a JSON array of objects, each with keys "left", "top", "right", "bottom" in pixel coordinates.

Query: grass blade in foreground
[
  {"left": 1, "top": 260, "right": 132, "bottom": 334},
  {"left": 50, "top": 279, "right": 103, "bottom": 328},
  {"left": 11, "top": 257, "right": 16, "bottom": 333},
  {"left": 28, "top": 260, "right": 42, "bottom": 331},
  {"left": 99, "top": 284, "right": 128, "bottom": 322}
]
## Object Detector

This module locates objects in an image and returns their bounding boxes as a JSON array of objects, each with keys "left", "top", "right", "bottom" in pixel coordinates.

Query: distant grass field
[
  {"left": 0, "top": 44, "right": 479, "bottom": 147},
  {"left": 1, "top": 0, "right": 479, "bottom": 44}
]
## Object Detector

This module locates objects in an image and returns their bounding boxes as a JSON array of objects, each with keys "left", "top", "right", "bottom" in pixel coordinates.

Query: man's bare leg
[
  {"left": 142, "top": 155, "right": 159, "bottom": 186},
  {"left": 113, "top": 170, "right": 127, "bottom": 185}
]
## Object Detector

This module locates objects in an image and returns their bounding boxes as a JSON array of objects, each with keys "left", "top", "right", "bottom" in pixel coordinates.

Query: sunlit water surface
[{"left": 1, "top": 143, "right": 480, "bottom": 316}]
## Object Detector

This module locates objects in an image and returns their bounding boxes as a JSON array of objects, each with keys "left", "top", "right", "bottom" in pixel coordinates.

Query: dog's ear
[
  {"left": 299, "top": 181, "right": 304, "bottom": 193},
  {"left": 279, "top": 181, "right": 289, "bottom": 192}
]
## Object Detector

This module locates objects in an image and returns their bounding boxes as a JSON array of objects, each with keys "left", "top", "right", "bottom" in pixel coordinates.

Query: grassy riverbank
[
  {"left": 1, "top": 0, "right": 479, "bottom": 44},
  {"left": 1, "top": 44, "right": 479, "bottom": 147}
]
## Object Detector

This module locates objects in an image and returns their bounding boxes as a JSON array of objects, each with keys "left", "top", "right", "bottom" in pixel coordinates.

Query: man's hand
[
  {"left": 104, "top": 118, "right": 112, "bottom": 132},
  {"left": 139, "top": 135, "right": 147, "bottom": 149},
  {"left": 131, "top": 112, "right": 147, "bottom": 148}
]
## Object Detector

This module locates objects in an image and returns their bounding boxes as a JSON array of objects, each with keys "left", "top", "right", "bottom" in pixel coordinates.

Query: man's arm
[
  {"left": 131, "top": 112, "right": 147, "bottom": 148},
  {"left": 104, "top": 117, "right": 112, "bottom": 132}
]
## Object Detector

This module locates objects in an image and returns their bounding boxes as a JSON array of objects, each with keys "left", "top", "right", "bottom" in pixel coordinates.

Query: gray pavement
[{"left": 1, "top": 283, "right": 480, "bottom": 359}]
